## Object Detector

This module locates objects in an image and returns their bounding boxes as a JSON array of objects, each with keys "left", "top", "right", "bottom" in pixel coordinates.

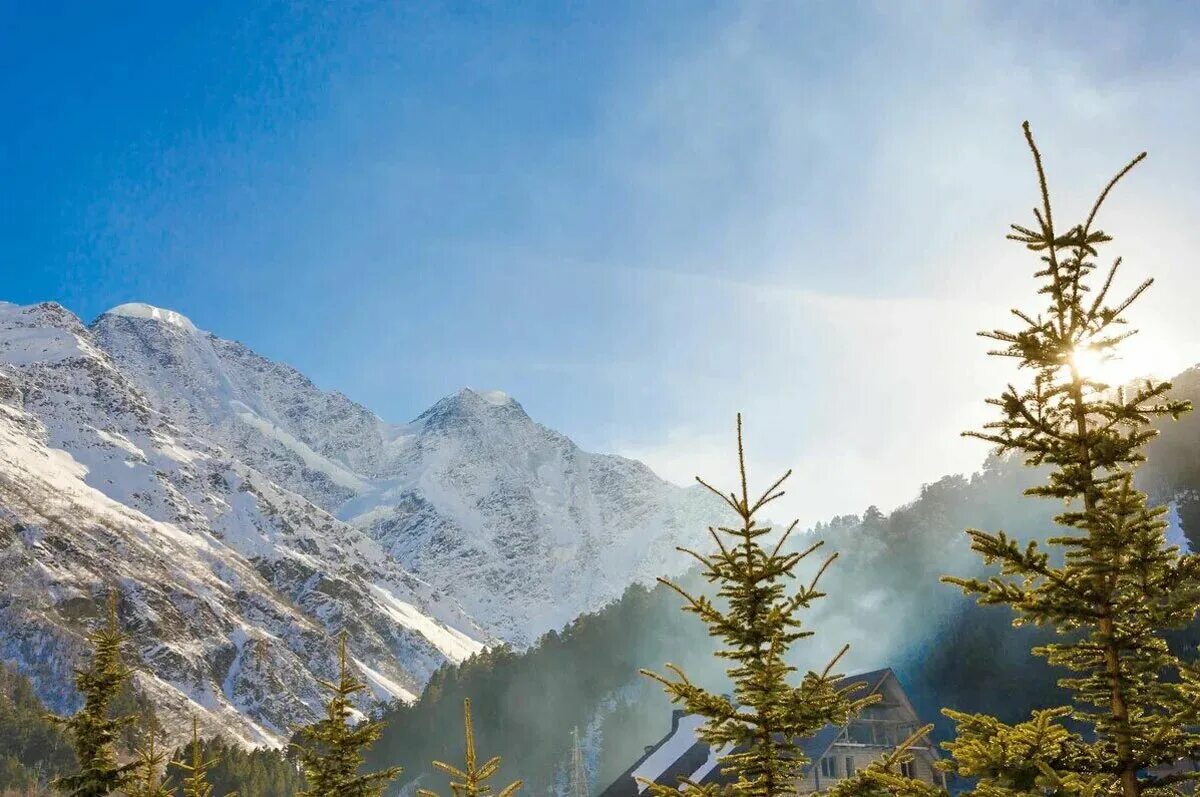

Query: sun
[
  {"left": 1067, "top": 335, "right": 1181, "bottom": 386},
  {"left": 1069, "top": 344, "right": 1113, "bottom": 383}
]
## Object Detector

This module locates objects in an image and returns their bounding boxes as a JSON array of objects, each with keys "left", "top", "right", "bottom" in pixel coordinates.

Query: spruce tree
[
  {"left": 639, "top": 415, "right": 910, "bottom": 797},
  {"left": 416, "top": 698, "right": 521, "bottom": 797},
  {"left": 294, "top": 634, "right": 401, "bottom": 797},
  {"left": 942, "top": 122, "right": 1200, "bottom": 797},
  {"left": 170, "top": 718, "right": 229, "bottom": 797},
  {"left": 124, "top": 723, "right": 173, "bottom": 797},
  {"left": 49, "top": 591, "right": 139, "bottom": 797}
]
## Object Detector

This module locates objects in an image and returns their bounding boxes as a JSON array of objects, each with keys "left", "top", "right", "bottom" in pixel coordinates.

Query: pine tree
[
  {"left": 49, "top": 591, "right": 139, "bottom": 797},
  {"left": 294, "top": 634, "right": 401, "bottom": 797},
  {"left": 941, "top": 122, "right": 1200, "bottom": 797},
  {"left": 639, "top": 416, "right": 917, "bottom": 797},
  {"left": 568, "top": 727, "right": 587, "bottom": 797},
  {"left": 124, "top": 723, "right": 173, "bottom": 797},
  {"left": 416, "top": 698, "right": 521, "bottom": 797},
  {"left": 170, "top": 718, "right": 230, "bottom": 797}
]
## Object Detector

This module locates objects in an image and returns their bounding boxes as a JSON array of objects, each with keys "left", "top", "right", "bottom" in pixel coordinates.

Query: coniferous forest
[{"left": 6, "top": 123, "right": 1200, "bottom": 797}]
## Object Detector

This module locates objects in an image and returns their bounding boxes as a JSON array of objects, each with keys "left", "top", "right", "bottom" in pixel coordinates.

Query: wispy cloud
[{"left": 595, "top": 2, "right": 1200, "bottom": 524}]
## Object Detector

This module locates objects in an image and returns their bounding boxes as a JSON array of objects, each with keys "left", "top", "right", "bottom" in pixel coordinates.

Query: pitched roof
[
  {"left": 600, "top": 669, "right": 907, "bottom": 797},
  {"left": 802, "top": 668, "right": 894, "bottom": 763}
]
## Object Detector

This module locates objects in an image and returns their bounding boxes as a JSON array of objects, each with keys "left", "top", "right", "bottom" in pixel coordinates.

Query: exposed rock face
[
  {"left": 1, "top": 300, "right": 721, "bottom": 743},
  {"left": 93, "top": 304, "right": 722, "bottom": 647},
  {"left": 1, "top": 302, "right": 487, "bottom": 745}
]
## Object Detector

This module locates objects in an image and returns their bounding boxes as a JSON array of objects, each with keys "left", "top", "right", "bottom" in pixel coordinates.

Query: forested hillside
[
  {"left": 0, "top": 663, "right": 74, "bottom": 795},
  {"left": 360, "top": 365, "right": 1200, "bottom": 796}
]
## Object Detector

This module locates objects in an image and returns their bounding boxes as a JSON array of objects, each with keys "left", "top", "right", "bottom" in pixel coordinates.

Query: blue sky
[{"left": 6, "top": 2, "right": 1200, "bottom": 523}]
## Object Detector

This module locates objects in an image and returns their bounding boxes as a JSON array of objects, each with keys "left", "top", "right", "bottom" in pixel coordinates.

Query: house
[
  {"left": 600, "top": 668, "right": 945, "bottom": 796},
  {"left": 1146, "top": 758, "right": 1200, "bottom": 793}
]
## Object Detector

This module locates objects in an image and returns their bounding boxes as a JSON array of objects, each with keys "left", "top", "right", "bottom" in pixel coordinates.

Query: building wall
[
  {"left": 795, "top": 744, "right": 941, "bottom": 794},
  {"left": 1147, "top": 759, "right": 1200, "bottom": 794}
]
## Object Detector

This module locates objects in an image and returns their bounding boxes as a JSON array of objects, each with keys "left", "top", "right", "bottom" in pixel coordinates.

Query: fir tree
[
  {"left": 639, "top": 415, "right": 913, "bottom": 797},
  {"left": 294, "top": 634, "right": 401, "bottom": 797},
  {"left": 416, "top": 698, "right": 521, "bottom": 797},
  {"left": 170, "top": 719, "right": 229, "bottom": 797},
  {"left": 49, "top": 592, "right": 139, "bottom": 797},
  {"left": 124, "top": 722, "right": 173, "bottom": 797},
  {"left": 942, "top": 122, "right": 1200, "bottom": 797},
  {"left": 568, "top": 727, "right": 587, "bottom": 797}
]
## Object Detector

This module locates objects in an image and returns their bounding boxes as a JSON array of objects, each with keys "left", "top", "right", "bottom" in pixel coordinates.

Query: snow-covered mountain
[
  {"left": 1, "top": 300, "right": 722, "bottom": 743},
  {"left": 93, "top": 302, "right": 723, "bottom": 645},
  {"left": 0, "top": 302, "right": 487, "bottom": 745}
]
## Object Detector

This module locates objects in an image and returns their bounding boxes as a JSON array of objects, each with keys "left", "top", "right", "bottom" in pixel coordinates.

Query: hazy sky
[{"left": 6, "top": 2, "right": 1200, "bottom": 525}]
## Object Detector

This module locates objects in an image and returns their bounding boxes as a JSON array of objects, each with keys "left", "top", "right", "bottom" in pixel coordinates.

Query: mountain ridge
[
  {"left": 91, "top": 301, "right": 724, "bottom": 645},
  {"left": 1, "top": 299, "right": 722, "bottom": 744}
]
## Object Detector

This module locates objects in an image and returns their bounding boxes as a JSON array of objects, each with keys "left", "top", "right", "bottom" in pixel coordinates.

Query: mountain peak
[
  {"left": 102, "top": 302, "right": 199, "bottom": 333},
  {"left": 462, "top": 387, "right": 518, "bottom": 407},
  {"left": 415, "top": 387, "right": 528, "bottom": 425}
]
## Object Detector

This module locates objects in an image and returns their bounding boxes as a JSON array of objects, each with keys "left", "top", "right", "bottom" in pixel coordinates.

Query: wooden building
[
  {"left": 1146, "top": 758, "right": 1200, "bottom": 793},
  {"left": 600, "top": 668, "right": 945, "bottom": 796}
]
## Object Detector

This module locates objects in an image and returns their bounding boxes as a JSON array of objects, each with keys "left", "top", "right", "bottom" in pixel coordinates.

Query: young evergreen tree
[
  {"left": 49, "top": 592, "right": 139, "bottom": 797},
  {"left": 942, "top": 122, "right": 1200, "bottom": 797},
  {"left": 416, "top": 698, "right": 521, "bottom": 797},
  {"left": 294, "top": 634, "right": 401, "bottom": 797},
  {"left": 124, "top": 723, "right": 173, "bottom": 797},
  {"left": 170, "top": 719, "right": 228, "bottom": 797},
  {"left": 639, "top": 415, "right": 912, "bottom": 797}
]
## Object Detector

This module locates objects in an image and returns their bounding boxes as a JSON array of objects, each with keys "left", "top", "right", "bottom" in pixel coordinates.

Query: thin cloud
[{"left": 598, "top": 3, "right": 1200, "bottom": 524}]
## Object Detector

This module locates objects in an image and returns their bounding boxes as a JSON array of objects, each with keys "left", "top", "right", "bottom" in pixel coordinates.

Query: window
[
  {"left": 845, "top": 757, "right": 855, "bottom": 776},
  {"left": 900, "top": 760, "right": 914, "bottom": 779},
  {"left": 847, "top": 723, "right": 872, "bottom": 744},
  {"left": 820, "top": 757, "right": 835, "bottom": 778}
]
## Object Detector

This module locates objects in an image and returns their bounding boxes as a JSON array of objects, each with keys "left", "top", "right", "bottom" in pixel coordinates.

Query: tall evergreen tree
[
  {"left": 942, "top": 122, "right": 1200, "bottom": 797},
  {"left": 49, "top": 592, "right": 139, "bottom": 797},
  {"left": 569, "top": 727, "right": 588, "bottom": 797},
  {"left": 170, "top": 719, "right": 229, "bottom": 797},
  {"left": 294, "top": 634, "right": 401, "bottom": 797},
  {"left": 639, "top": 415, "right": 910, "bottom": 797},
  {"left": 416, "top": 698, "right": 521, "bottom": 797},
  {"left": 124, "top": 723, "right": 173, "bottom": 797}
]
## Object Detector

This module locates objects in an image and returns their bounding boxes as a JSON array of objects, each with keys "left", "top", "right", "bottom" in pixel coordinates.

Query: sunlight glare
[
  {"left": 1069, "top": 345, "right": 1110, "bottom": 383},
  {"left": 1068, "top": 334, "right": 1184, "bottom": 387}
]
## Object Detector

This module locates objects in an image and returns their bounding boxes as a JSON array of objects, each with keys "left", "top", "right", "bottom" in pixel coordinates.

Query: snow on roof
[
  {"left": 105, "top": 303, "right": 199, "bottom": 333},
  {"left": 629, "top": 712, "right": 708, "bottom": 792}
]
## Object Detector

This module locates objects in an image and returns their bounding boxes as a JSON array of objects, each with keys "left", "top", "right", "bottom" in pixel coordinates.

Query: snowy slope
[
  {"left": 94, "top": 303, "right": 386, "bottom": 511},
  {"left": 93, "top": 304, "right": 724, "bottom": 645},
  {"left": 0, "top": 302, "right": 489, "bottom": 745},
  {"left": 346, "top": 388, "right": 725, "bottom": 643}
]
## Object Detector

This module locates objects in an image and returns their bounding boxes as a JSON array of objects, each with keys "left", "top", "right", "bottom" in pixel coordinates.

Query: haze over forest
[{"left": 6, "top": 3, "right": 1200, "bottom": 797}]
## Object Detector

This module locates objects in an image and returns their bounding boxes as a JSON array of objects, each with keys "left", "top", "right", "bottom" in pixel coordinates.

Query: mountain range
[{"left": 0, "top": 300, "right": 721, "bottom": 745}]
